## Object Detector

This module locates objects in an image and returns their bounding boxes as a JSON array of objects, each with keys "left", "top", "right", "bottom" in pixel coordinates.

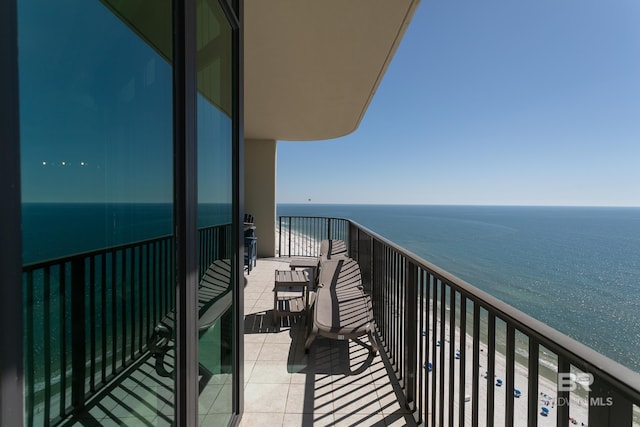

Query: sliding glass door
[
  {"left": 18, "top": 1, "right": 176, "bottom": 425},
  {"left": 13, "top": 0, "right": 241, "bottom": 425}
]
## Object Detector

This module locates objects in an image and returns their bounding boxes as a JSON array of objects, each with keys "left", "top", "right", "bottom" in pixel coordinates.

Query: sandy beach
[
  {"left": 275, "top": 224, "right": 322, "bottom": 258},
  {"left": 425, "top": 322, "right": 590, "bottom": 426}
]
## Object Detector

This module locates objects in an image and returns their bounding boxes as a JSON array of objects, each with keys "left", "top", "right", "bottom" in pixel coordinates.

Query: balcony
[{"left": 23, "top": 217, "right": 640, "bottom": 426}]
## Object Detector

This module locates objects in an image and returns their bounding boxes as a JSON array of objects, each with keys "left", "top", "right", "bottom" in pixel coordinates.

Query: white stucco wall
[{"left": 244, "top": 138, "right": 277, "bottom": 257}]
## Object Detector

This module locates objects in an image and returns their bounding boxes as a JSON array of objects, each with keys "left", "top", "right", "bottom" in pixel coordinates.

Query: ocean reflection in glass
[{"left": 19, "top": 0, "right": 175, "bottom": 424}]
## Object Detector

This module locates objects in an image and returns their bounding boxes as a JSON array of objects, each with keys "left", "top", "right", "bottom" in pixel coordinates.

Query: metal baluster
[
  {"left": 472, "top": 303, "right": 480, "bottom": 427},
  {"left": 506, "top": 324, "right": 515, "bottom": 427},
  {"left": 458, "top": 294, "right": 467, "bottom": 426},
  {"left": 448, "top": 286, "right": 456, "bottom": 425},
  {"left": 527, "top": 339, "right": 539, "bottom": 427},
  {"left": 71, "top": 256, "right": 86, "bottom": 409},
  {"left": 89, "top": 256, "right": 96, "bottom": 392},
  {"left": 439, "top": 279, "right": 446, "bottom": 426},
  {"left": 44, "top": 266, "right": 51, "bottom": 423},
  {"left": 487, "top": 312, "right": 496, "bottom": 426}
]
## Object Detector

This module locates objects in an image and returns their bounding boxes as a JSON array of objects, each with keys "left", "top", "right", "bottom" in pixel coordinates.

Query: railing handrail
[
  {"left": 23, "top": 234, "right": 173, "bottom": 271},
  {"left": 278, "top": 215, "right": 346, "bottom": 221},
  {"left": 346, "top": 217, "right": 640, "bottom": 403},
  {"left": 23, "top": 223, "right": 231, "bottom": 271}
]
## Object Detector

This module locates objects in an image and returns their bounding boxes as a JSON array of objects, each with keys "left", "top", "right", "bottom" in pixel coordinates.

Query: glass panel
[
  {"left": 196, "top": 0, "right": 235, "bottom": 425},
  {"left": 18, "top": 1, "right": 175, "bottom": 425}
]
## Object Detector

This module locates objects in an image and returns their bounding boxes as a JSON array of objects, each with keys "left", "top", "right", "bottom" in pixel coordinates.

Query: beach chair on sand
[
  {"left": 305, "top": 257, "right": 378, "bottom": 355},
  {"left": 149, "top": 259, "right": 232, "bottom": 377}
]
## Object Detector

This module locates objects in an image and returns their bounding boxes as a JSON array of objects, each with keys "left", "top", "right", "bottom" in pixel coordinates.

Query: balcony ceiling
[{"left": 244, "top": 0, "right": 420, "bottom": 141}]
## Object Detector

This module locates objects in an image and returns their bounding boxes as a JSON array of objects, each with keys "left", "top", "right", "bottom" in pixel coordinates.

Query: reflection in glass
[
  {"left": 196, "top": 0, "right": 235, "bottom": 425},
  {"left": 19, "top": 0, "right": 175, "bottom": 425}
]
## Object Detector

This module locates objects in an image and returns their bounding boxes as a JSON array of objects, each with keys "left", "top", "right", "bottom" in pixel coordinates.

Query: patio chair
[{"left": 304, "top": 257, "right": 378, "bottom": 355}]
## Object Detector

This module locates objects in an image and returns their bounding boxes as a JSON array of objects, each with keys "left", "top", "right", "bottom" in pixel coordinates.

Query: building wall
[{"left": 244, "top": 139, "right": 277, "bottom": 257}]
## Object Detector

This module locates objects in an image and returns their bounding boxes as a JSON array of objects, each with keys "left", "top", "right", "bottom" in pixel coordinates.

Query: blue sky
[{"left": 277, "top": 0, "right": 640, "bottom": 206}]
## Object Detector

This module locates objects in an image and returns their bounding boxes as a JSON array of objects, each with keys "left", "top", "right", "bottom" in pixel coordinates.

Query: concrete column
[{"left": 244, "top": 138, "right": 277, "bottom": 257}]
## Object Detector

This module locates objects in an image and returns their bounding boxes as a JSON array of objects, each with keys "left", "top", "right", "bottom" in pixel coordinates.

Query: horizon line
[{"left": 277, "top": 202, "right": 640, "bottom": 208}]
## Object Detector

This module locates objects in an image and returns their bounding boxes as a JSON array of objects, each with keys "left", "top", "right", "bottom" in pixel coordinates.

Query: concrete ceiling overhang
[{"left": 244, "top": 0, "right": 420, "bottom": 142}]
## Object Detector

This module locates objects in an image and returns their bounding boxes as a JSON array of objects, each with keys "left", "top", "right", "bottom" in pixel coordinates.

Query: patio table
[{"left": 273, "top": 269, "right": 309, "bottom": 326}]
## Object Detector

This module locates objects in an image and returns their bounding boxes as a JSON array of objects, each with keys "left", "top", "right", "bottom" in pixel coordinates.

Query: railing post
[
  {"left": 287, "top": 217, "right": 292, "bottom": 257},
  {"left": 327, "top": 217, "right": 332, "bottom": 240},
  {"left": 371, "top": 238, "right": 378, "bottom": 317},
  {"left": 556, "top": 358, "right": 569, "bottom": 426},
  {"left": 348, "top": 222, "right": 356, "bottom": 262},
  {"left": 218, "top": 224, "right": 227, "bottom": 260},
  {"left": 527, "top": 339, "right": 539, "bottom": 427},
  {"left": 458, "top": 294, "right": 467, "bottom": 425},
  {"left": 347, "top": 221, "right": 352, "bottom": 257},
  {"left": 588, "top": 376, "right": 633, "bottom": 426},
  {"left": 447, "top": 287, "right": 456, "bottom": 425},
  {"left": 404, "top": 261, "right": 417, "bottom": 410},
  {"left": 486, "top": 313, "right": 496, "bottom": 426},
  {"left": 70, "top": 256, "right": 86, "bottom": 410},
  {"left": 278, "top": 216, "right": 282, "bottom": 257},
  {"left": 472, "top": 303, "right": 480, "bottom": 427},
  {"left": 352, "top": 222, "right": 356, "bottom": 258},
  {"left": 505, "top": 324, "right": 515, "bottom": 427}
]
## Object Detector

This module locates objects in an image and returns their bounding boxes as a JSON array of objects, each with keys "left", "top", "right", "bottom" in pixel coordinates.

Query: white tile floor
[{"left": 241, "top": 257, "right": 416, "bottom": 427}]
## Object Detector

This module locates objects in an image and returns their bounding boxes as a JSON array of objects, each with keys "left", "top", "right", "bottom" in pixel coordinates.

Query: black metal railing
[
  {"left": 277, "top": 216, "right": 348, "bottom": 257},
  {"left": 22, "top": 223, "right": 231, "bottom": 427},
  {"left": 279, "top": 216, "right": 640, "bottom": 426}
]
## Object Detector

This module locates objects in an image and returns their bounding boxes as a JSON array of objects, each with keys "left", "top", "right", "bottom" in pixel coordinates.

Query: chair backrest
[
  {"left": 198, "top": 259, "right": 233, "bottom": 331},
  {"left": 319, "top": 239, "right": 348, "bottom": 265},
  {"left": 317, "top": 257, "right": 362, "bottom": 290},
  {"left": 244, "top": 225, "right": 256, "bottom": 238}
]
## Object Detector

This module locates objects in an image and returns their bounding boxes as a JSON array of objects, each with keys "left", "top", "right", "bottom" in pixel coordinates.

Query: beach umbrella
[
  {"left": 514, "top": 388, "right": 522, "bottom": 397},
  {"left": 541, "top": 407, "right": 549, "bottom": 415},
  {"left": 496, "top": 378, "right": 503, "bottom": 386}
]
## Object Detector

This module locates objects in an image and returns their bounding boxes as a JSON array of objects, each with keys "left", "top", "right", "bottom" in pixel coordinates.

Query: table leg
[{"left": 273, "top": 285, "right": 278, "bottom": 327}]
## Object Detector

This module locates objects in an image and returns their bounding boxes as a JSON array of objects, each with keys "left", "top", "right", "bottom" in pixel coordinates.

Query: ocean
[
  {"left": 277, "top": 204, "right": 640, "bottom": 373},
  {"left": 21, "top": 202, "right": 231, "bottom": 265}
]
